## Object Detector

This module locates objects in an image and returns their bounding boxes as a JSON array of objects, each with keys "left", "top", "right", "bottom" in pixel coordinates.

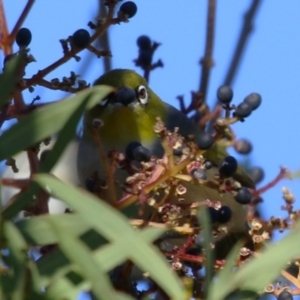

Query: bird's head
[{"left": 83, "top": 69, "right": 166, "bottom": 150}]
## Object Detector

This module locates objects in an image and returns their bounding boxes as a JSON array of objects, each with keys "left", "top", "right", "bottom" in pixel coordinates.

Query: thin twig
[
  {"left": 8, "top": 0, "right": 35, "bottom": 43},
  {"left": 25, "top": 4, "right": 116, "bottom": 87},
  {"left": 0, "top": 0, "right": 10, "bottom": 53},
  {"left": 199, "top": 0, "right": 216, "bottom": 100},
  {"left": 91, "top": 127, "right": 117, "bottom": 205},
  {"left": 208, "top": 0, "right": 262, "bottom": 133},
  {"left": 98, "top": 0, "right": 112, "bottom": 73}
]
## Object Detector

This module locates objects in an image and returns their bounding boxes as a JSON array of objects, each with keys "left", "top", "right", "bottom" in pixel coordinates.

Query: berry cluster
[{"left": 217, "top": 85, "right": 262, "bottom": 119}]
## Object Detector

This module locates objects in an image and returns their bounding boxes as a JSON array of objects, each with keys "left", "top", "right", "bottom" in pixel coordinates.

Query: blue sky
[{"left": 2, "top": 0, "right": 300, "bottom": 297}]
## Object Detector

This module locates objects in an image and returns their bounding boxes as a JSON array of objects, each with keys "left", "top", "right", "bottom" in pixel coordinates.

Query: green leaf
[
  {"left": 48, "top": 217, "right": 116, "bottom": 299},
  {"left": 3, "top": 221, "right": 28, "bottom": 300},
  {"left": 0, "top": 53, "right": 26, "bottom": 107},
  {"left": 16, "top": 214, "right": 90, "bottom": 245},
  {"left": 33, "top": 174, "right": 185, "bottom": 299},
  {"left": 198, "top": 207, "right": 214, "bottom": 298},
  {"left": 0, "top": 85, "right": 113, "bottom": 161},
  {"left": 208, "top": 240, "right": 244, "bottom": 300},
  {"left": 2, "top": 182, "right": 39, "bottom": 220},
  {"left": 209, "top": 219, "right": 300, "bottom": 300}
]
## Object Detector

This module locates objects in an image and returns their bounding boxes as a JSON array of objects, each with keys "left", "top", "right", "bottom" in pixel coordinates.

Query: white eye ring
[{"left": 137, "top": 85, "right": 148, "bottom": 105}]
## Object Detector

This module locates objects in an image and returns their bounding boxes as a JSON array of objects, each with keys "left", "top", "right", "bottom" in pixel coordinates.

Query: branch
[
  {"left": 207, "top": 0, "right": 262, "bottom": 132},
  {"left": 198, "top": 0, "right": 216, "bottom": 101}
]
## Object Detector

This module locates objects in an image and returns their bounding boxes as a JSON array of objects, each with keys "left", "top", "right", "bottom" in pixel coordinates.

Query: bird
[{"left": 77, "top": 69, "right": 255, "bottom": 258}]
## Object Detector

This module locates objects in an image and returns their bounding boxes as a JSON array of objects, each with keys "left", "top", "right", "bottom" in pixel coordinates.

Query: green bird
[{"left": 77, "top": 69, "right": 254, "bottom": 257}]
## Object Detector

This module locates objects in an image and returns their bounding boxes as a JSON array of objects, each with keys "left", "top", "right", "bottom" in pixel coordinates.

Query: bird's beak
[{"left": 111, "top": 87, "right": 137, "bottom": 106}]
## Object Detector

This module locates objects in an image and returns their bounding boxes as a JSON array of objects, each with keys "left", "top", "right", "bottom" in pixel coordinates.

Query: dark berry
[
  {"left": 244, "top": 93, "right": 262, "bottom": 110},
  {"left": 217, "top": 85, "right": 233, "bottom": 104},
  {"left": 137, "top": 35, "right": 151, "bottom": 50},
  {"left": 72, "top": 29, "right": 90, "bottom": 48},
  {"left": 16, "top": 28, "right": 32, "bottom": 47},
  {"left": 85, "top": 178, "right": 95, "bottom": 193},
  {"left": 235, "top": 187, "right": 252, "bottom": 204},
  {"left": 133, "top": 145, "right": 151, "bottom": 162},
  {"left": 119, "top": 1, "right": 137, "bottom": 18},
  {"left": 196, "top": 132, "right": 214, "bottom": 150},
  {"left": 219, "top": 156, "right": 238, "bottom": 177},
  {"left": 137, "top": 50, "right": 152, "bottom": 67},
  {"left": 125, "top": 141, "right": 142, "bottom": 160},
  {"left": 208, "top": 207, "right": 219, "bottom": 223},
  {"left": 278, "top": 290, "right": 293, "bottom": 300},
  {"left": 191, "top": 168, "right": 207, "bottom": 180},
  {"left": 173, "top": 148, "right": 183, "bottom": 156},
  {"left": 204, "top": 161, "right": 213, "bottom": 169},
  {"left": 248, "top": 167, "right": 265, "bottom": 185},
  {"left": 130, "top": 160, "right": 142, "bottom": 171},
  {"left": 217, "top": 206, "right": 232, "bottom": 223},
  {"left": 235, "top": 102, "right": 252, "bottom": 118},
  {"left": 234, "top": 139, "right": 253, "bottom": 155}
]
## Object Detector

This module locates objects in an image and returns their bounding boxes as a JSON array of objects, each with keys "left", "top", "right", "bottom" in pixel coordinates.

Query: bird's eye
[{"left": 137, "top": 85, "right": 148, "bottom": 105}]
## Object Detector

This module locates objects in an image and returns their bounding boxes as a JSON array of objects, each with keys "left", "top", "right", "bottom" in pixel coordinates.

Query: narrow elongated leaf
[
  {"left": 208, "top": 240, "right": 244, "bottom": 300},
  {"left": 3, "top": 221, "right": 28, "bottom": 300},
  {"left": 209, "top": 219, "right": 300, "bottom": 300},
  {"left": 48, "top": 217, "right": 116, "bottom": 299},
  {"left": 0, "top": 53, "right": 26, "bottom": 107},
  {"left": 38, "top": 95, "right": 88, "bottom": 173},
  {"left": 36, "top": 225, "right": 163, "bottom": 287},
  {"left": 33, "top": 174, "right": 185, "bottom": 299},
  {"left": 198, "top": 207, "right": 214, "bottom": 298},
  {"left": 0, "top": 85, "right": 113, "bottom": 161}
]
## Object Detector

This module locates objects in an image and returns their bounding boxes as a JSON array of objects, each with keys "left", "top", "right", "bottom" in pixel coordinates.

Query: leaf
[
  {"left": 48, "top": 217, "right": 116, "bottom": 299},
  {"left": 207, "top": 240, "right": 244, "bottom": 300},
  {"left": 0, "top": 52, "right": 26, "bottom": 107},
  {"left": 198, "top": 207, "right": 214, "bottom": 298},
  {"left": 33, "top": 174, "right": 185, "bottom": 299},
  {"left": 0, "top": 85, "right": 113, "bottom": 161},
  {"left": 208, "top": 219, "right": 300, "bottom": 300},
  {"left": 3, "top": 221, "right": 28, "bottom": 300}
]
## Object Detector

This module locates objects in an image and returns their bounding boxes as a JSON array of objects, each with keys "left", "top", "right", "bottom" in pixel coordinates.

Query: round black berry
[
  {"left": 204, "top": 160, "right": 213, "bottom": 170},
  {"left": 72, "top": 29, "right": 90, "bottom": 48},
  {"left": 196, "top": 132, "right": 214, "bottom": 150},
  {"left": 234, "top": 139, "right": 253, "bottom": 155},
  {"left": 173, "top": 148, "right": 183, "bottom": 156},
  {"left": 85, "top": 178, "right": 95, "bottom": 193},
  {"left": 217, "top": 206, "right": 232, "bottom": 223},
  {"left": 137, "top": 35, "right": 151, "bottom": 50},
  {"left": 248, "top": 167, "right": 265, "bottom": 185},
  {"left": 208, "top": 207, "right": 219, "bottom": 223},
  {"left": 16, "top": 28, "right": 32, "bottom": 47},
  {"left": 235, "top": 102, "right": 252, "bottom": 118},
  {"left": 133, "top": 145, "right": 151, "bottom": 162},
  {"left": 191, "top": 168, "right": 207, "bottom": 180},
  {"left": 235, "top": 187, "right": 252, "bottom": 204},
  {"left": 219, "top": 156, "right": 238, "bottom": 177},
  {"left": 244, "top": 93, "right": 262, "bottom": 110},
  {"left": 125, "top": 141, "right": 142, "bottom": 160},
  {"left": 137, "top": 50, "right": 152, "bottom": 67},
  {"left": 217, "top": 85, "right": 233, "bottom": 104},
  {"left": 119, "top": 1, "right": 137, "bottom": 18},
  {"left": 278, "top": 290, "right": 293, "bottom": 300}
]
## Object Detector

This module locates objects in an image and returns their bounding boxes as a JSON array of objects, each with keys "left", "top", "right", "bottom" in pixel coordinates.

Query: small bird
[{"left": 77, "top": 69, "right": 254, "bottom": 258}]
